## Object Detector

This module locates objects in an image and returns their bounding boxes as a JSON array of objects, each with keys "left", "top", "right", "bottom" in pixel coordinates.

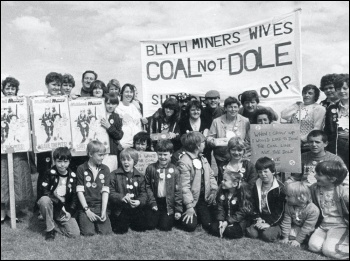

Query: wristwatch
[{"left": 84, "top": 206, "right": 90, "bottom": 212}]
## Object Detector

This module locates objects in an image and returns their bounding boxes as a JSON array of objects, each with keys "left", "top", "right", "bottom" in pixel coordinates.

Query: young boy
[
  {"left": 145, "top": 140, "right": 182, "bottom": 231},
  {"left": 133, "top": 131, "right": 152, "bottom": 152},
  {"left": 308, "top": 161, "right": 349, "bottom": 259},
  {"left": 100, "top": 92, "right": 123, "bottom": 172},
  {"left": 109, "top": 148, "right": 148, "bottom": 234},
  {"left": 246, "top": 157, "right": 286, "bottom": 242},
  {"left": 76, "top": 141, "right": 112, "bottom": 236},
  {"left": 37, "top": 147, "right": 80, "bottom": 240}
]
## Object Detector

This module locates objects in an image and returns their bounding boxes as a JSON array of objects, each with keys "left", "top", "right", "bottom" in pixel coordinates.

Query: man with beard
[{"left": 238, "top": 90, "right": 278, "bottom": 124}]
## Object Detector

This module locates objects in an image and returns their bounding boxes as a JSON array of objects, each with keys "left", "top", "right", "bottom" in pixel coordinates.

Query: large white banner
[{"left": 141, "top": 10, "right": 302, "bottom": 117}]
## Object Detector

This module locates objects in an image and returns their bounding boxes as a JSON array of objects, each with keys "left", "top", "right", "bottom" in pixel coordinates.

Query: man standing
[
  {"left": 201, "top": 90, "right": 224, "bottom": 165},
  {"left": 239, "top": 90, "right": 278, "bottom": 124},
  {"left": 70, "top": 70, "right": 98, "bottom": 98}
]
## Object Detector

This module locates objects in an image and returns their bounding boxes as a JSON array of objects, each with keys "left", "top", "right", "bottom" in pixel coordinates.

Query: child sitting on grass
[
  {"left": 37, "top": 147, "right": 80, "bottom": 241},
  {"left": 109, "top": 148, "right": 148, "bottom": 234},
  {"left": 280, "top": 182, "right": 319, "bottom": 247},
  {"left": 210, "top": 170, "right": 254, "bottom": 239},
  {"left": 246, "top": 157, "right": 286, "bottom": 242},
  {"left": 76, "top": 141, "right": 112, "bottom": 236},
  {"left": 145, "top": 140, "right": 182, "bottom": 231},
  {"left": 132, "top": 131, "right": 152, "bottom": 152},
  {"left": 308, "top": 161, "right": 349, "bottom": 259}
]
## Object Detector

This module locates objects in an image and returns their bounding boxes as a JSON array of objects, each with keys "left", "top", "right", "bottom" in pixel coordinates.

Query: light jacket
[
  {"left": 177, "top": 151, "right": 218, "bottom": 210},
  {"left": 310, "top": 183, "right": 349, "bottom": 228}
]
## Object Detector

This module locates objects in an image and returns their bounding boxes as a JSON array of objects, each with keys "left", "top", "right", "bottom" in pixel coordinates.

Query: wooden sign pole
[{"left": 7, "top": 153, "right": 17, "bottom": 229}]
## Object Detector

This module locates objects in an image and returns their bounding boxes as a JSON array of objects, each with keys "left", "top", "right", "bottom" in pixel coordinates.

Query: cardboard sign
[
  {"left": 135, "top": 151, "right": 158, "bottom": 175},
  {"left": 30, "top": 96, "right": 71, "bottom": 153},
  {"left": 150, "top": 133, "right": 172, "bottom": 141},
  {"left": 69, "top": 98, "right": 110, "bottom": 156},
  {"left": 250, "top": 124, "right": 301, "bottom": 173},
  {"left": 141, "top": 10, "right": 302, "bottom": 117},
  {"left": 213, "top": 137, "right": 230, "bottom": 147},
  {"left": 1, "top": 96, "right": 32, "bottom": 154}
]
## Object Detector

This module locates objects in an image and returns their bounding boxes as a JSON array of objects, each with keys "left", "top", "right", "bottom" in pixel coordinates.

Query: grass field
[{"left": 1, "top": 211, "right": 330, "bottom": 260}]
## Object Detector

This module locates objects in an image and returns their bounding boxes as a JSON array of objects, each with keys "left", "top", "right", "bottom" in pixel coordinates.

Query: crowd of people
[{"left": 1, "top": 71, "right": 349, "bottom": 259}]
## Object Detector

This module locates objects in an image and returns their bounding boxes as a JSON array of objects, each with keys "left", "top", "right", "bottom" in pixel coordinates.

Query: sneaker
[{"left": 45, "top": 229, "right": 56, "bottom": 241}]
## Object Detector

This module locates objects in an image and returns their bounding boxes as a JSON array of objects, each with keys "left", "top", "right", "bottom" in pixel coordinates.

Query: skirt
[{"left": 1, "top": 152, "right": 34, "bottom": 205}]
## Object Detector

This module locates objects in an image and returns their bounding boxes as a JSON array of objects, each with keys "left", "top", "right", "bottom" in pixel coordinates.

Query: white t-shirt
[{"left": 115, "top": 102, "right": 142, "bottom": 148}]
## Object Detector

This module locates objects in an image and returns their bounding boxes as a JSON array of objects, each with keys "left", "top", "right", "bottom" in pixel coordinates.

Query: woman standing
[
  {"left": 1, "top": 77, "right": 34, "bottom": 223},
  {"left": 150, "top": 97, "right": 181, "bottom": 151},
  {"left": 207, "top": 97, "right": 250, "bottom": 183},
  {"left": 324, "top": 74, "right": 349, "bottom": 169},
  {"left": 115, "top": 84, "right": 142, "bottom": 149},
  {"left": 281, "top": 84, "right": 326, "bottom": 153}
]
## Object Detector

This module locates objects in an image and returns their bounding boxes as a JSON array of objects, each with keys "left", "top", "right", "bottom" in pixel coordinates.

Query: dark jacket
[
  {"left": 109, "top": 167, "right": 148, "bottom": 216},
  {"left": 106, "top": 112, "right": 124, "bottom": 155},
  {"left": 179, "top": 117, "right": 210, "bottom": 137},
  {"left": 221, "top": 160, "right": 258, "bottom": 189},
  {"left": 150, "top": 113, "right": 181, "bottom": 151},
  {"left": 41, "top": 166, "right": 78, "bottom": 214},
  {"left": 252, "top": 178, "right": 285, "bottom": 226},
  {"left": 310, "top": 183, "right": 349, "bottom": 228},
  {"left": 216, "top": 184, "right": 254, "bottom": 226},
  {"left": 201, "top": 105, "right": 225, "bottom": 127},
  {"left": 324, "top": 102, "right": 343, "bottom": 144},
  {"left": 76, "top": 162, "right": 111, "bottom": 213},
  {"left": 145, "top": 162, "right": 182, "bottom": 215}
]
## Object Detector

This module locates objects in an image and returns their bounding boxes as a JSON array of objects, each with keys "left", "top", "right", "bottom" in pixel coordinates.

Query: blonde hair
[
  {"left": 227, "top": 137, "right": 246, "bottom": 159},
  {"left": 86, "top": 140, "right": 106, "bottom": 156},
  {"left": 285, "top": 182, "right": 311, "bottom": 203},
  {"left": 120, "top": 148, "right": 139, "bottom": 165}
]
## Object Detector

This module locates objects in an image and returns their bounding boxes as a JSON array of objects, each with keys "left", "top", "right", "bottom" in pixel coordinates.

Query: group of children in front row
[{"left": 39, "top": 131, "right": 349, "bottom": 260}]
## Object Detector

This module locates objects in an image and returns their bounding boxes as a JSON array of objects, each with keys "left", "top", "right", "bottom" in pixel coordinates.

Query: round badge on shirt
[
  {"left": 92, "top": 183, "right": 97, "bottom": 188},
  {"left": 167, "top": 174, "right": 171, "bottom": 179},
  {"left": 71, "top": 172, "right": 76, "bottom": 178},
  {"left": 50, "top": 169, "right": 56, "bottom": 174},
  {"left": 99, "top": 174, "right": 104, "bottom": 180},
  {"left": 84, "top": 171, "right": 88, "bottom": 176},
  {"left": 168, "top": 168, "right": 174, "bottom": 174},
  {"left": 86, "top": 176, "right": 91, "bottom": 182},
  {"left": 110, "top": 119, "right": 114, "bottom": 124},
  {"left": 134, "top": 182, "right": 138, "bottom": 187},
  {"left": 86, "top": 182, "right": 91, "bottom": 188}
]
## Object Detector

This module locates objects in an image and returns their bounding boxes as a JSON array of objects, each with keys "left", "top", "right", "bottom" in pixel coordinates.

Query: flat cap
[{"left": 205, "top": 90, "right": 220, "bottom": 98}]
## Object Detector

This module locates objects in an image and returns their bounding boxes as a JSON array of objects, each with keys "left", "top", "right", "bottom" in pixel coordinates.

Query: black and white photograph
[{"left": 1, "top": 1, "right": 349, "bottom": 260}]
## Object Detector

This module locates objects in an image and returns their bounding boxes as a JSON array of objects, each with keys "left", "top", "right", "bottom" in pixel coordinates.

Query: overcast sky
[{"left": 1, "top": 1, "right": 349, "bottom": 98}]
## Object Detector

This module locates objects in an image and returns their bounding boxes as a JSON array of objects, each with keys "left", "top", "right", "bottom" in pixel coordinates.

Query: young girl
[
  {"left": 280, "top": 182, "right": 319, "bottom": 247},
  {"left": 109, "top": 148, "right": 148, "bottom": 234},
  {"left": 133, "top": 131, "right": 152, "bottom": 152},
  {"left": 210, "top": 170, "right": 253, "bottom": 239},
  {"left": 145, "top": 140, "right": 182, "bottom": 231},
  {"left": 246, "top": 157, "right": 285, "bottom": 242},
  {"left": 177, "top": 131, "right": 218, "bottom": 232},
  {"left": 308, "top": 161, "right": 349, "bottom": 259},
  {"left": 37, "top": 147, "right": 80, "bottom": 240},
  {"left": 100, "top": 93, "right": 123, "bottom": 172},
  {"left": 222, "top": 137, "right": 258, "bottom": 189},
  {"left": 76, "top": 141, "right": 112, "bottom": 236}
]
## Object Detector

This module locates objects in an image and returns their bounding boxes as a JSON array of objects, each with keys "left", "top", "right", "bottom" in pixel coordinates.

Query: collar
[
  {"left": 256, "top": 177, "right": 280, "bottom": 192},
  {"left": 115, "top": 167, "right": 142, "bottom": 177},
  {"left": 185, "top": 151, "right": 199, "bottom": 160},
  {"left": 156, "top": 161, "right": 171, "bottom": 169},
  {"left": 82, "top": 161, "right": 107, "bottom": 172},
  {"left": 220, "top": 114, "right": 242, "bottom": 124}
]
